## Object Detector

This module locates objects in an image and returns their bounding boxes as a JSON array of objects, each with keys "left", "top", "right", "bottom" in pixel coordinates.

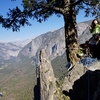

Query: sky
[{"left": 0, "top": 0, "right": 95, "bottom": 42}]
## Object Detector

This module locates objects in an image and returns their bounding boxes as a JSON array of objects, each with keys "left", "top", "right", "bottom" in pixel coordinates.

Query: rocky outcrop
[
  {"left": 39, "top": 49, "right": 57, "bottom": 100},
  {"left": 35, "top": 49, "right": 69, "bottom": 100},
  {"left": 62, "top": 62, "right": 100, "bottom": 100},
  {"left": 62, "top": 63, "right": 86, "bottom": 92},
  {"left": 35, "top": 49, "right": 100, "bottom": 100}
]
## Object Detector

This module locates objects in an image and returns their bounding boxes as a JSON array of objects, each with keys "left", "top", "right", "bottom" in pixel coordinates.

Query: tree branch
[
  {"left": 41, "top": 3, "right": 64, "bottom": 14},
  {"left": 72, "top": 0, "right": 84, "bottom": 6}
]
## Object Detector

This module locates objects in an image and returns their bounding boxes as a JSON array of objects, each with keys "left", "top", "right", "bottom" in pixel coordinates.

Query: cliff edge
[{"left": 34, "top": 49, "right": 100, "bottom": 100}]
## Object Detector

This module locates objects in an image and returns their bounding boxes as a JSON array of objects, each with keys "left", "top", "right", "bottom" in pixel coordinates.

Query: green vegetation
[
  {"left": 51, "top": 52, "right": 68, "bottom": 81},
  {"left": 0, "top": 52, "right": 69, "bottom": 100},
  {"left": 0, "top": 58, "right": 36, "bottom": 100},
  {"left": 54, "top": 80, "right": 70, "bottom": 100}
]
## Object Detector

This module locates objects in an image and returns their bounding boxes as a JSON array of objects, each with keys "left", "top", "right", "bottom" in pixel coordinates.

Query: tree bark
[{"left": 64, "top": 4, "right": 80, "bottom": 66}]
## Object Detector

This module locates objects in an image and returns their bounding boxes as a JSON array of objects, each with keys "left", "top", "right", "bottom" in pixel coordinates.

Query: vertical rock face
[
  {"left": 18, "top": 28, "right": 65, "bottom": 61},
  {"left": 39, "top": 49, "right": 70, "bottom": 100},
  {"left": 39, "top": 49, "right": 56, "bottom": 100}
]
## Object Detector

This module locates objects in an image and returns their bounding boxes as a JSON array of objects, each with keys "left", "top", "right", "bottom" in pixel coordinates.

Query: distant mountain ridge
[
  {"left": 0, "top": 20, "right": 92, "bottom": 61},
  {"left": 18, "top": 20, "right": 92, "bottom": 65},
  {"left": 18, "top": 27, "right": 65, "bottom": 62},
  {"left": 0, "top": 39, "right": 31, "bottom": 60}
]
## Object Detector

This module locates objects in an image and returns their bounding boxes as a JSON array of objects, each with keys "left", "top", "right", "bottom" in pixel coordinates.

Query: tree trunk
[{"left": 64, "top": 5, "right": 80, "bottom": 66}]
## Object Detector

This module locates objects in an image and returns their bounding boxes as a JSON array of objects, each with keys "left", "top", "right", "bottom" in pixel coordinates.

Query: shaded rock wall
[{"left": 62, "top": 62, "right": 100, "bottom": 100}]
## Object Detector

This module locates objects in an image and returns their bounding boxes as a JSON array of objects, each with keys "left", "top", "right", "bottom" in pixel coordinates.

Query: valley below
[{"left": 0, "top": 59, "right": 36, "bottom": 100}]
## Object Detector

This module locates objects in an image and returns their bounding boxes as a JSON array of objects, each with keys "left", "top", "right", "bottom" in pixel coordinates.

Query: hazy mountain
[
  {"left": 18, "top": 28, "right": 65, "bottom": 65},
  {"left": 18, "top": 20, "right": 92, "bottom": 65},
  {"left": 0, "top": 20, "right": 93, "bottom": 62},
  {"left": 0, "top": 39, "right": 31, "bottom": 60}
]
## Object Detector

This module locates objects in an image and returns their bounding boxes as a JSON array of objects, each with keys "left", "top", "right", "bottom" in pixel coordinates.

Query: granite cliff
[{"left": 18, "top": 20, "right": 92, "bottom": 66}]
